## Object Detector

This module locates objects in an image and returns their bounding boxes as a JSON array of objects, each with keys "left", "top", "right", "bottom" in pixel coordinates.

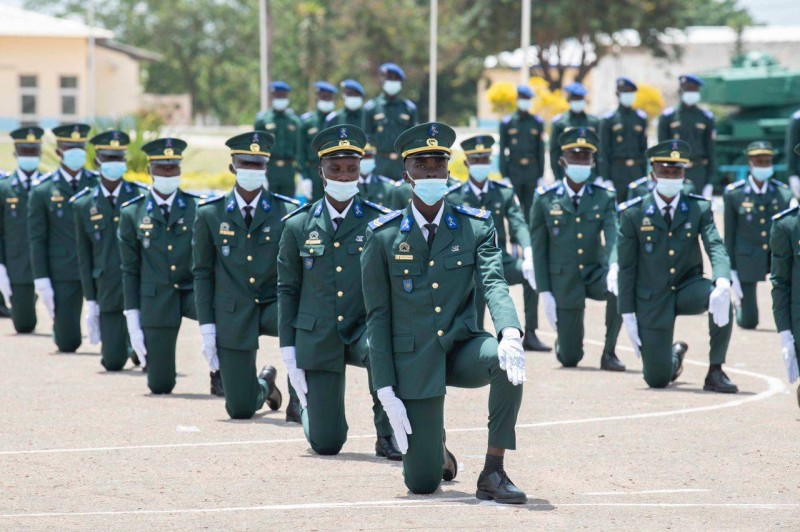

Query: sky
[{"left": 0, "top": 0, "right": 798, "bottom": 26}]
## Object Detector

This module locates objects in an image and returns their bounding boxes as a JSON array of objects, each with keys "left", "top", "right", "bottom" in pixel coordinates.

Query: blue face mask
[
  {"left": 469, "top": 164, "right": 491, "bottom": 182},
  {"left": 655, "top": 177, "right": 684, "bottom": 198},
  {"left": 324, "top": 177, "right": 359, "bottom": 202},
  {"left": 359, "top": 158, "right": 376, "bottom": 176},
  {"left": 751, "top": 166, "right": 774, "bottom": 181},
  {"left": 17, "top": 156, "right": 40, "bottom": 172},
  {"left": 236, "top": 168, "right": 267, "bottom": 192},
  {"left": 565, "top": 164, "right": 592, "bottom": 184},
  {"left": 100, "top": 161, "right": 127, "bottom": 181},
  {"left": 410, "top": 177, "right": 448, "bottom": 206},
  {"left": 62, "top": 148, "right": 87, "bottom": 171}
]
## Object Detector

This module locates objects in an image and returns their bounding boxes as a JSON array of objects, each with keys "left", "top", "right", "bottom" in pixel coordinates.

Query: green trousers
[
  {"left": 608, "top": 160, "right": 645, "bottom": 203},
  {"left": 53, "top": 280, "right": 83, "bottom": 353},
  {"left": 143, "top": 290, "right": 197, "bottom": 394},
  {"left": 736, "top": 281, "right": 759, "bottom": 329},
  {"left": 267, "top": 162, "right": 296, "bottom": 198},
  {"left": 99, "top": 311, "right": 131, "bottom": 371},
  {"left": 639, "top": 280, "right": 732, "bottom": 388},
  {"left": 555, "top": 275, "right": 621, "bottom": 367},
  {"left": 510, "top": 179, "right": 536, "bottom": 224},
  {"left": 9, "top": 283, "right": 36, "bottom": 333},
  {"left": 301, "top": 332, "right": 392, "bottom": 455},
  {"left": 476, "top": 257, "right": 538, "bottom": 334},
  {"left": 401, "top": 334, "right": 523, "bottom": 495}
]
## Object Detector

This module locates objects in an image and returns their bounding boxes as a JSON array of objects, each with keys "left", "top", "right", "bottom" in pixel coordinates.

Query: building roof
[
  {"left": 0, "top": 4, "right": 113, "bottom": 38},
  {"left": 97, "top": 40, "right": 163, "bottom": 62}
]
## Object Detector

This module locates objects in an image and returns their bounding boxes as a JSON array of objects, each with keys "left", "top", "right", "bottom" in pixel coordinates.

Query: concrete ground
[{"left": 1, "top": 274, "right": 799, "bottom": 530}]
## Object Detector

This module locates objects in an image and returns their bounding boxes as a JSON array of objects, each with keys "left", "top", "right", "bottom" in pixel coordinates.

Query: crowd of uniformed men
[{"left": 3, "top": 62, "right": 800, "bottom": 505}]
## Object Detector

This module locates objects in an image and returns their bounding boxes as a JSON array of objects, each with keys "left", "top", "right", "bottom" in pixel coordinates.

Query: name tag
[
  {"left": 612, "top": 123, "right": 623, "bottom": 131},
  {"left": 741, "top": 202, "right": 754, "bottom": 208},
  {"left": 5, "top": 198, "right": 18, "bottom": 204},
  {"left": 670, "top": 121, "right": 680, "bottom": 129},
  {"left": 139, "top": 223, "right": 154, "bottom": 230},
  {"left": 507, "top": 128, "right": 518, "bottom": 135},
  {"left": 634, "top": 125, "right": 643, "bottom": 132},
  {"left": 51, "top": 196, "right": 65, "bottom": 202},
  {"left": 549, "top": 210, "right": 563, "bottom": 216},
  {"left": 394, "top": 254, "right": 414, "bottom": 261},
  {"left": 640, "top": 226, "right": 654, "bottom": 232},
  {"left": 219, "top": 229, "right": 235, "bottom": 236},
  {"left": 374, "top": 113, "right": 385, "bottom": 121},
  {"left": 305, "top": 239, "right": 322, "bottom": 245},
  {"left": 696, "top": 123, "right": 706, "bottom": 130},
  {"left": 90, "top": 214, "right": 104, "bottom": 221},
  {"left": 399, "top": 113, "right": 410, "bottom": 120}
]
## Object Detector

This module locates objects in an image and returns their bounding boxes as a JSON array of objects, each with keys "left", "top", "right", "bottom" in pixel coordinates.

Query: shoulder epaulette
[
  {"left": 552, "top": 112, "right": 564, "bottom": 122},
  {"left": 375, "top": 175, "right": 396, "bottom": 185},
  {"left": 688, "top": 193, "right": 709, "bottom": 201},
  {"left": 404, "top": 99, "right": 416, "bottom": 110},
  {"left": 661, "top": 106, "right": 675, "bottom": 116},
  {"left": 591, "top": 181, "right": 615, "bottom": 193},
  {"left": 491, "top": 179, "right": 512, "bottom": 189},
  {"left": 272, "top": 192, "right": 301, "bottom": 205},
  {"left": 368, "top": 209, "right": 403, "bottom": 230},
  {"left": 454, "top": 204, "right": 491, "bottom": 220},
  {"left": 636, "top": 109, "right": 648, "bottom": 120},
  {"left": 703, "top": 108, "right": 714, "bottom": 119},
  {"left": 445, "top": 183, "right": 462, "bottom": 195},
  {"left": 0, "top": 171, "right": 8, "bottom": 180},
  {"left": 280, "top": 202, "right": 312, "bottom": 223},
  {"left": 771, "top": 178, "right": 789, "bottom": 189},
  {"left": 181, "top": 191, "right": 206, "bottom": 199},
  {"left": 773, "top": 205, "right": 798, "bottom": 221},
  {"left": 629, "top": 176, "right": 648, "bottom": 189},
  {"left": 362, "top": 199, "right": 391, "bottom": 214},
  {"left": 363, "top": 99, "right": 376, "bottom": 111},
  {"left": 541, "top": 182, "right": 560, "bottom": 194},
  {"left": 68, "top": 186, "right": 92, "bottom": 203},
  {"left": 198, "top": 195, "right": 225, "bottom": 206},
  {"left": 725, "top": 180, "right": 746, "bottom": 191},
  {"left": 300, "top": 111, "right": 313, "bottom": 120},
  {"left": 617, "top": 196, "right": 643, "bottom": 212},
  {"left": 793, "top": 109, "right": 800, "bottom": 119},
  {"left": 501, "top": 114, "right": 513, "bottom": 125},
  {"left": 120, "top": 194, "right": 145, "bottom": 209},
  {"left": 31, "top": 173, "right": 53, "bottom": 187},
  {"left": 324, "top": 111, "right": 337, "bottom": 122},
  {"left": 534, "top": 114, "right": 544, "bottom": 123}
]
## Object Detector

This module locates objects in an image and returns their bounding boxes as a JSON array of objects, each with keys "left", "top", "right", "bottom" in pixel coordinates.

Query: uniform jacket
[
  {"left": 0, "top": 170, "right": 37, "bottom": 283},
  {"left": 499, "top": 111, "right": 545, "bottom": 181},
  {"left": 598, "top": 106, "right": 648, "bottom": 179},
  {"left": 549, "top": 111, "right": 600, "bottom": 180},
  {"left": 657, "top": 104, "right": 716, "bottom": 183}
]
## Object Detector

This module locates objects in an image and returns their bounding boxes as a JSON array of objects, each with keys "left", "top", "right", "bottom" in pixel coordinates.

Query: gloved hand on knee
[
  {"left": 708, "top": 278, "right": 731, "bottom": 327},
  {"left": 377, "top": 386, "right": 411, "bottom": 454}
]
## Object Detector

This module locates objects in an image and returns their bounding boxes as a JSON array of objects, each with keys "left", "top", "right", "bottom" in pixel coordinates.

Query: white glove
[
  {"left": 498, "top": 327, "right": 526, "bottom": 385},
  {"left": 522, "top": 247, "right": 536, "bottom": 290},
  {"left": 607, "top": 262, "right": 619, "bottom": 296},
  {"left": 34, "top": 277, "right": 55, "bottom": 319},
  {"left": 200, "top": 323, "right": 219, "bottom": 372},
  {"left": 779, "top": 330, "right": 799, "bottom": 384},
  {"left": 85, "top": 300, "right": 101, "bottom": 345},
  {"left": 0, "top": 264, "right": 12, "bottom": 304},
  {"left": 789, "top": 175, "right": 800, "bottom": 198},
  {"left": 280, "top": 346, "right": 308, "bottom": 408},
  {"left": 702, "top": 183, "right": 713, "bottom": 199},
  {"left": 622, "top": 313, "right": 642, "bottom": 358},
  {"left": 377, "top": 386, "right": 412, "bottom": 454},
  {"left": 708, "top": 278, "right": 731, "bottom": 327},
  {"left": 541, "top": 291, "right": 557, "bottom": 331},
  {"left": 124, "top": 309, "right": 147, "bottom": 367},
  {"left": 730, "top": 270, "right": 743, "bottom": 307}
]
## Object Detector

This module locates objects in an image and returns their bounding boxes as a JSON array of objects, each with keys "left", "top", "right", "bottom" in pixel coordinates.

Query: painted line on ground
[{"left": 582, "top": 489, "right": 711, "bottom": 496}]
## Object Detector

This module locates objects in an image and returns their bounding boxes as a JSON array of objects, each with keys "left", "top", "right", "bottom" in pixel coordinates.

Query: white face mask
[
  {"left": 655, "top": 176, "right": 684, "bottom": 198},
  {"left": 619, "top": 92, "right": 637, "bottom": 107},
  {"left": 751, "top": 166, "right": 774, "bottom": 181},
  {"left": 383, "top": 80, "right": 402, "bottom": 96},
  {"left": 565, "top": 164, "right": 592, "bottom": 183},
  {"left": 359, "top": 158, "right": 376, "bottom": 176},
  {"left": 469, "top": 164, "right": 491, "bottom": 182},
  {"left": 317, "top": 100, "right": 335, "bottom": 113},
  {"left": 569, "top": 100, "right": 586, "bottom": 113},
  {"left": 681, "top": 91, "right": 701, "bottom": 106},
  {"left": 344, "top": 96, "right": 363, "bottom": 111},
  {"left": 152, "top": 175, "right": 180, "bottom": 196},
  {"left": 272, "top": 98, "right": 289, "bottom": 111},
  {"left": 236, "top": 168, "right": 266, "bottom": 191},
  {"left": 517, "top": 99, "right": 531, "bottom": 112},
  {"left": 324, "top": 175, "right": 359, "bottom": 202}
]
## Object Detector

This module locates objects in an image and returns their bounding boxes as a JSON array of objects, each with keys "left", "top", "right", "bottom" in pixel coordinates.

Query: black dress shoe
[
  {"left": 0, "top": 304, "right": 10, "bottom": 318},
  {"left": 476, "top": 469, "right": 527, "bottom": 504},
  {"left": 375, "top": 435, "right": 402, "bottom": 461},
  {"left": 130, "top": 351, "right": 141, "bottom": 367},
  {"left": 671, "top": 342, "right": 688, "bottom": 382},
  {"left": 442, "top": 430, "right": 457, "bottom": 481},
  {"left": 796, "top": 385, "right": 800, "bottom": 410},
  {"left": 285, "top": 395, "right": 301, "bottom": 423},
  {"left": 522, "top": 331, "right": 552, "bottom": 352},
  {"left": 210, "top": 370, "right": 224, "bottom": 397},
  {"left": 703, "top": 367, "right": 738, "bottom": 393},
  {"left": 600, "top": 351, "right": 625, "bottom": 372},
  {"left": 258, "top": 365, "right": 282, "bottom": 410}
]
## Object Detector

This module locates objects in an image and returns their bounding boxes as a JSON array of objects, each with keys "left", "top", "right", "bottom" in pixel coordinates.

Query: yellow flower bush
[
  {"left": 633, "top": 83, "right": 665, "bottom": 120},
  {"left": 486, "top": 81, "right": 517, "bottom": 115},
  {"left": 529, "top": 76, "right": 569, "bottom": 121}
]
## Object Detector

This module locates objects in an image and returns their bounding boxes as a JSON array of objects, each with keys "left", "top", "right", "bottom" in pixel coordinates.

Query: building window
[
  {"left": 60, "top": 76, "right": 78, "bottom": 117},
  {"left": 20, "top": 75, "right": 38, "bottom": 121}
]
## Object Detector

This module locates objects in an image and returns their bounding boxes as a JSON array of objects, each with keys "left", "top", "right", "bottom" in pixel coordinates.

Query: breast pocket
[
  {"left": 212, "top": 232, "right": 239, "bottom": 262},
  {"left": 390, "top": 261, "right": 423, "bottom": 293},
  {"left": 639, "top": 231, "right": 658, "bottom": 253},
  {"left": 444, "top": 252, "right": 475, "bottom": 270}
]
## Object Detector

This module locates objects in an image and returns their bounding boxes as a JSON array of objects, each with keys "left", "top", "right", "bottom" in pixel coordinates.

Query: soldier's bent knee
[{"left": 404, "top": 472, "right": 442, "bottom": 495}]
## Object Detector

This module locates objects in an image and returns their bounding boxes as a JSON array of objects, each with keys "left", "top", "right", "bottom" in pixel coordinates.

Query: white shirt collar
[
  {"left": 654, "top": 191, "right": 681, "bottom": 214},
  {"left": 359, "top": 173, "right": 372, "bottom": 185},
  {"left": 59, "top": 167, "right": 79, "bottom": 183},
  {"left": 325, "top": 197, "right": 353, "bottom": 228},
  {"left": 748, "top": 175, "right": 768, "bottom": 194},
  {"left": 563, "top": 178, "right": 585, "bottom": 198},
  {"left": 15, "top": 169, "right": 37, "bottom": 185},
  {"left": 411, "top": 201, "right": 444, "bottom": 240},
  {"left": 152, "top": 190, "right": 177, "bottom": 207},
  {"left": 468, "top": 179, "right": 489, "bottom": 198},
  {"left": 102, "top": 181, "right": 122, "bottom": 199},
  {"left": 234, "top": 188, "right": 262, "bottom": 216}
]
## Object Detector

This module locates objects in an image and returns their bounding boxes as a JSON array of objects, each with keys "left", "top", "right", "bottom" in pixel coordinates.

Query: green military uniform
[
  {"left": 499, "top": 102, "right": 546, "bottom": 221},
  {"left": 28, "top": 124, "right": 98, "bottom": 352},
  {"left": 770, "top": 207, "right": 800, "bottom": 373},
  {"left": 363, "top": 92, "right": 418, "bottom": 180},
  {"left": 362, "top": 123, "right": 523, "bottom": 495},
  {"left": 550, "top": 112, "right": 600, "bottom": 181},
  {"left": 628, "top": 176, "right": 695, "bottom": 200},
  {"left": 617, "top": 142, "right": 732, "bottom": 388},
  {"left": 254, "top": 83, "right": 303, "bottom": 198},
  {"left": 723, "top": 143, "right": 792, "bottom": 330},
  {"left": 193, "top": 132, "right": 298, "bottom": 419},
  {"left": 530, "top": 128, "right": 622, "bottom": 368},
  {"left": 658, "top": 101, "right": 715, "bottom": 191},
  {"left": 299, "top": 110, "right": 328, "bottom": 200},
  {"left": 358, "top": 174, "right": 397, "bottom": 209},
  {"left": 0, "top": 127, "right": 43, "bottom": 333},
  {"left": 118, "top": 138, "right": 199, "bottom": 392},
  {"left": 599, "top": 81, "right": 648, "bottom": 202},
  {"left": 785, "top": 109, "right": 800, "bottom": 186}
]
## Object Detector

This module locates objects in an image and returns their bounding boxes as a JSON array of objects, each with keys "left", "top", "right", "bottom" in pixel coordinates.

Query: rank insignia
[
  {"left": 400, "top": 216, "right": 412, "bottom": 232},
  {"left": 260, "top": 198, "right": 271, "bottom": 212},
  {"left": 177, "top": 197, "right": 187, "bottom": 209},
  {"left": 355, "top": 235, "right": 364, "bottom": 243},
  {"left": 304, "top": 257, "right": 314, "bottom": 270},
  {"left": 226, "top": 199, "right": 236, "bottom": 212},
  {"left": 143, "top": 238, "right": 150, "bottom": 249},
  {"left": 551, "top": 227, "right": 559, "bottom": 236},
  {"left": 645, "top": 204, "right": 656, "bottom": 216},
  {"left": 313, "top": 203, "right": 324, "bottom": 217},
  {"left": 445, "top": 213, "right": 458, "bottom": 229},
  {"left": 399, "top": 242, "right": 411, "bottom": 252},
  {"left": 679, "top": 201, "right": 688, "bottom": 213},
  {"left": 645, "top": 242, "right": 653, "bottom": 253},
  {"left": 402, "top": 278, "right": 413, "bottom": 293},
  {"left": 451, "top": 245, "right": 460, "bottom": 252},
  {"left": 90, "top": 206, "right": 98, "bottom": 215},
  {"left": 142, "top": 216, "right": 151, "bottom": 225},
  {"left": 353, "top": 203, "right": 363, "bottom": 218},
  {"left": 221, "top": 245, "right": 230, "bottom": 257}
]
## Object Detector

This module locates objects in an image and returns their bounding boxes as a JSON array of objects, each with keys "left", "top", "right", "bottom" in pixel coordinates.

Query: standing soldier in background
[
  {"left": 658, "top": 75, "right": 716, "bottom": 198},
  {"left": 785, "top": 109, "right": 800, "bottom": 197},
  {"left": 724, "top": 141, "right": 792, "bottom": 330},
  {"left": 300, "top": 81, "right": 338, "bottom": 201},
  {"left": 599, "top": 78, "right": 648, "bottom": 202},
  {"left": 0, "top": 127, "right": 44, "bottom": 333},
  {"left": 499, "top": 86, "right": 545, "bottom": 222},
  {"left": 119, "top": 138, "right": 207, "bottom": 394},
  {"left": 29, "top": 123, "right": 98, "bottom": 353},
  {"left": 73, "top": 131, "right": 146, "bottom": 371},
  {"left": 448, "top": 134, "right": 549, "bottom": 352},
  {"left": 324, "top": 79, "right": 366, "bottom": 128},
  {"left": 550, "top": 82, "right": 600, "bottom": 182},
  {"left": 254, "top": 81, "right": 303, "bottom": 198},
  {"left": 364, "top": 63, "right": 418, "bottom": 181},
  {"left": 357, "top": 144, "right": 397, "bottom": 209}
]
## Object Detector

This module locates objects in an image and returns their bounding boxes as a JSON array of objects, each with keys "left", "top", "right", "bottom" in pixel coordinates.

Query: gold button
[
  {"left": 223, "top": 239, "right": 228, "bottom": 244},
  {"left": 432, "top": 282, "right": 439, "bottom": 289},
  {"left": 166, "top": 227, "right": 171, "bottom": 232},
  {"left": 437, "top": 330, "right": 444, "bottom": 337},
  {"left": 336, "top": 266, "right": 342, "bottom": 272},
  {"left": 94, "top": 224, "right": 99, "bottom": 229},
  {"left": 247, "top": 234, "right": 251, "bottom": 239},
  {"left": 167, "top": 244, "right": 173, "bottom": 251},
  {"left": 763, "top": 244, "right": 769, "bottom": 250},
  {"left": 170, "top": 265, "right": 176, "bottom": 271},
  {"left": 429, "top": 260, "right": 435, "bottom": 266},
  {"left": 358, "top": 247, "right": 362, "bottom": 252},
  {"left": 254, "top": 298, "right": 260, "bottom": 304},
  {"left": 669, "top": 249, "right": 675, "bottom": 256},
  {"left": 671, "top": 285, "right": 676, "bottom": 290},
  {"left": 576, "top": 217, "right": 581, "bottom": 223},
  {"left": 182, "top": 226, "right": 187, "bottom": 231},
  {"left": 266, "top": 236, "right": 271, "bottom": 241},
  {"left": 578, "top": 264, "right": 584, "bottom": 270},
  {"left": 577, "top": 249, "right": 583, "bottom": 255},
  {"left": 337, "top": 291, "right": 343, "bottom": 297},
  {"left": 334, "top": 242, "right": 340, "bottom": 248},
  {"left": 669, "top": 267, "right": 676, "bottom": 274},
  {"left": 338, "top": 315, "right": 344, "bottom": 322},
  {"left": 309, "top": 248, "right": 315, "bottom": 254},
  {"left": 113, "top": 216, "right": 119, "bottom": 222},
  {"left": 247, "top": 255, "right": 253, "bottom": 262},
  {"left": 145, "top": 231, "right": 150, "bottom": 237},
  {"left": 435, "top": 306, "right": 441, "bottom": 313},
  {"left": 457, "top": 260, "right": 462, "bottom": 266},
  {"left": 761, "top": 231, "right": 767, "bottom": 237},
  {"left": 173, "top": 283, "right": 179, "bottom": 289},
  {"left": 760, "top": 218, "right": 766, "bottom": 225},
  {"left": 759, "top": 206, "right": 765, "bottom": 211},
  {"left": 577, "top": 233, "right": 583, "bottom": 239},
  {"left": 404, "top": 269, "right": 409, "bottom": 274},
  {"left": 249, "top": 277, "right": 255, "bottom": 284},
  {"left": 668, "top": 232, "right": 673, "bottom": 237}
]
